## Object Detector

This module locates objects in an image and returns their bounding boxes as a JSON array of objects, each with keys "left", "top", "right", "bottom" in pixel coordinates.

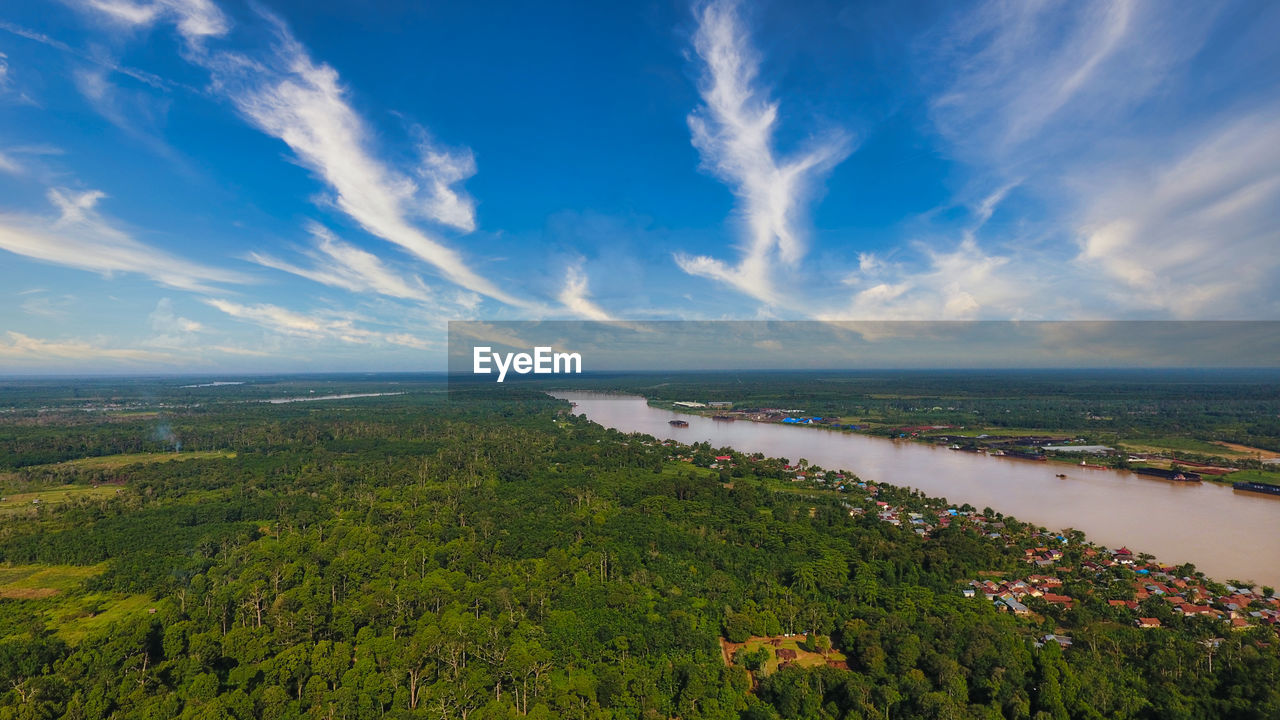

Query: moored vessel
[
  {"left": 1233, "top": 481, "right": 1280, "bottom": 496},
  {"left": 1134, "top": 467, "right": 1201, "bottom": 482}
]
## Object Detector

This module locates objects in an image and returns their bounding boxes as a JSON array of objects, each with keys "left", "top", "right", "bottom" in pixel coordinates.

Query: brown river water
[{"left": 554, "top": 392, "right": 1280, "bottom": 588}]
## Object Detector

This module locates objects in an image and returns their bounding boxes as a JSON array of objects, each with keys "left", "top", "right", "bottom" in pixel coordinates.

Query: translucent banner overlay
[{"left": 447, "top": 321, "right": 1280, "bottom": 391}]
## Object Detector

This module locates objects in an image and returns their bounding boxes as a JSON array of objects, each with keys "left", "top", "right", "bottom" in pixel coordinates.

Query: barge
[
  {"left": 1134, "top": 467, "right": 1201, "bottom": 482},
  {"left": 668, "top": 419, "right": 689, "bottom": 427},
  {"left": 1233, "top": 481, "right": 1280, "bottom": 496}
]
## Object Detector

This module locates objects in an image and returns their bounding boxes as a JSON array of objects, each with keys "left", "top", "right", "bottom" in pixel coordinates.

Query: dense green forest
[{"left": 0, "top": 377, "right": 1277, "bottom": 719}]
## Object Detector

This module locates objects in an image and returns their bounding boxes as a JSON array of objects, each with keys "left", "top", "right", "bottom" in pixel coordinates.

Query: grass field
[
  {"left": 1223, "top": 469, "right": 1280, "bottom": 486},
  {"left": 0, "top": 564, "right": 103, "bottom": 599},
  {"left": 0, "top": 563, "right": 157, "bottom": 642},
  {"left": 919, "top": 426, "right": 1091, "bottom": 438},
  {"left": 1212, "top": 442, "right": 1280, "bottom": 459},
  {"left": 722, "top": 635, "right": 847, "bottom": 674},
  {"left": 0, "top": 485, "right": 122, "bottom": 513},
  {"left": 43, "top": 449, "right": 236, "bottom": 470},
  {"left": 45, "top": 593, "right": 156, "bottom": 643},
  {"left": 1119, "top": 437, "right": 1248, "bottom": 456}
]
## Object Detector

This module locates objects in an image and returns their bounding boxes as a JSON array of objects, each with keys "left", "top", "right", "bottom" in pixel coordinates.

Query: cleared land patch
[
  {"left": 43, "top": 449, "right": 236, "bottom": 470},
  {"left": 720, "top": 635, "right": 848, "bottom": 675},
  {"left": 1213, "top": 441, "right": 1280, "bottom": 459},
  {"left": 45, "top": 593, "right": 156, "bottom": 643},
  {"left": 1225, "top": 469, "right": 1280, "bottom": 487},
  {"left": 1119, "top": 437, "right": 1246, "bottom": 457},
  {"left": 0, "top": 485, "right": 122, "bottom": 513},
  {"left": 0, "top": 564, "right": 103, "bottom": 599}
]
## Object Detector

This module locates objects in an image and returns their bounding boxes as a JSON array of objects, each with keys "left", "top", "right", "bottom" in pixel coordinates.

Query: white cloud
[
  {"left": 208, "top": 344, "right": 273, "bottom": 357},
  {"left": 20, "top": 292, "right": 75, "bottom": 318},
  {"left": 869, "top": 0, "right": 1277, "bottom": 321},
  {"left": 0, "top": 331, "right": 178, "bottom": 364},
  {"left": 1, "top": 19, "right": 175, "bottom": 91},
  {"left": 0, "top": 47, "right": 37, "bottom": 106},
  {"left": 1075, "top": 110, "right": 1280, "bottom": 317},
  {"left": 675, "top": 0, "right": 852, "bottom": 306},
  {"left": 69, "top": 1, "right": 529, "bottom": 309},
  {"left": 203, "top": 298, "right": 432, "bottom": 349},
  {"left": 0, "top": 188, "right": 246, "bottom": 292},
  {"left": 203, "top": 298, "right": 355, "bottom": 339},
  {"left": 829, "top": 237, "right": 1034, "bottom": 320},
  {"left": 197, "top": 15, "right": 524, "bottom": 307},
  {"left": 971, "top": 181, "right": 1019, "bottom": 228},
  {"left": 147, "top": 297, "right": 205, "bottom": 349},
  {"left": 247, "top": 223, "right": 432, "bottom": 302},
  {"left": 413, "top": 133, "right": 479, "bottom": 232},
  {"left": 557, "top": 262, "right": 614, "bottom": 321},
  {"left": 78, "top": 0, "right": 229, "bottom": 43},
  {"left": 0, "top": 142, "right": 65, "bottom": 175},
  {"left": 924, "top": 0, "right": 1203, "bottom": 166},
  {"left": 71, "top": 66, "right": 173, "bottom": 152}
]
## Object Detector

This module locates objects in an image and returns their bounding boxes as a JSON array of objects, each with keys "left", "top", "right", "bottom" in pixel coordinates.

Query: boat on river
[
  {"left": 1134, "top": 467, "right": 1201, "bottom": 482},
  {"left": 1233, "top": 481, "right": 1280, "bottom": 496},
  {"left": 668, "top": 419, "right": 689, "bottom": 427}
]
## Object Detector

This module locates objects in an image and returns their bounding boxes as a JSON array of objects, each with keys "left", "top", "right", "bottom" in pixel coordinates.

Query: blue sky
[{"left": 1, "top": 0, "right": 1278, "bottom": 373}]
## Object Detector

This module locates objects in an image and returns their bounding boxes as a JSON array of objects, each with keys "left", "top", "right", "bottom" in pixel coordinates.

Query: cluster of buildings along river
[{"left": 554, "top": 392, "right": 1280, "bottom": 590}]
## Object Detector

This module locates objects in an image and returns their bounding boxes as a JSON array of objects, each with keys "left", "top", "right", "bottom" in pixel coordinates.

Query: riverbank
[
  {"left": 558, "top": 391, "right": 1280, "bottom": 588},
  {"left": 629, "top": 415, "right": 1280, "bottom": 631},
  {"left": 647, "top": 399, "right": 1280, "bottom": 490}
]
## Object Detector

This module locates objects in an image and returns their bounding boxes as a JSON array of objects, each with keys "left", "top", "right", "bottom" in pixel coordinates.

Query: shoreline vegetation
[
  {"left": 0, "top": 374, "right": 1277, "bottom": 718},
  {"left": 622, "top": 372, "right": 1280, "bottom": 491},
  {"left": 654, "top": 398, "right": 1280, "bottom": 489}
]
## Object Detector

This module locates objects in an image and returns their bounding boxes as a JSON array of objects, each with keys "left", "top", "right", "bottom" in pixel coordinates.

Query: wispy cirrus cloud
[
  {"left": 839, "top": 0, "right": 1276, "bottom": 321},
  {"left": 203, "top": 298, "right": 433, "bottom": 350},
  {"left": 144, "top": 296, "right": 206, "bottom": 349},
  {"left": 828, "top": 237, "right": 1035, "bottom": 320},
  {"left": 925, "top": 0, "right": 1157, "bottom": 164},
  {"left": 1076, "top": 109, "right": 1280, "bottom": 317},
  {"left": 69, "top": 0, "right": 530, "bottom": 309},
  {"left": 206, "top": 24, "right": 515, "bottom": 302},
  {"left": 826, "top": 182, "right": 1037, "bottom": 319},
  {"left": 674, "top": 0, "right": 852, "bottom": 307},
  {"left": 72, "top": 66, "right": 178, "bottom": 158},
  {"left": 0, "top": 19, "right": 178, "bottom": 91},
  {"left": 0, "top": 188, "right": 246, "bottom": 292},
  {"left": 0, "top": 331, "right": 178, "bottom": 365},
  {"left": 19, "top": 291, "right": 75, "bottom": 319},
  {"left": 247, "top": 223, "right": 432, "bottom": 303},
  {"left": 78, "top": 0, "right": 228, "bottom": 44},
  {"left": 557, "top": 262, "right": 614, "bottom": 321},
  {"left": 0, "top": 145, "right": 61, "bottom": 175},
  {"left": 0, "top": 47, "right": 37, "bottom": 106}
]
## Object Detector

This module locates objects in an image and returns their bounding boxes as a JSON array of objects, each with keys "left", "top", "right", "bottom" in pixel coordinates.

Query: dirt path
[{"left": 1213, "top": 442, "right": 1280, "bottom": 459}]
